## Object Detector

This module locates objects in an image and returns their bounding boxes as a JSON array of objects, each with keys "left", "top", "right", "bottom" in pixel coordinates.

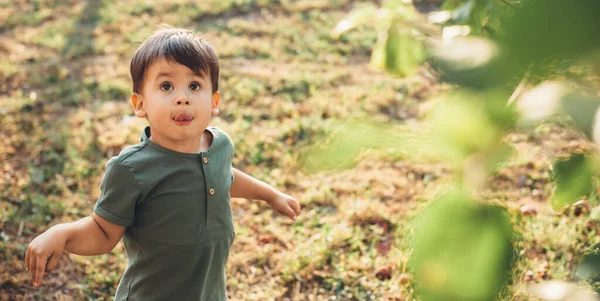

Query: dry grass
[{"left": 1, "top": 1, "right": 600, "bottom": 300}]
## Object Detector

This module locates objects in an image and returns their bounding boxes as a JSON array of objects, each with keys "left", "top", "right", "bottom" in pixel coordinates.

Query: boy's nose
[{"left": 174, "top": 97, "right": 190, "bottom": 105}]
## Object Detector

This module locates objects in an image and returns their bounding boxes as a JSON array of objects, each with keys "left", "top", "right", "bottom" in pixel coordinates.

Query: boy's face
[{"left": 131, "top": 58, "right": 219, "bottom": 145}]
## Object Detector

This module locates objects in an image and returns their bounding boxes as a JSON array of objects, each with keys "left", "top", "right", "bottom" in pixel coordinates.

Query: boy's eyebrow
[
  {"left": 154, "top": 71, "right": 206, "bottom": 80},
  {"left": 155, "top": 71, "right": 174, "bottom": 79}
]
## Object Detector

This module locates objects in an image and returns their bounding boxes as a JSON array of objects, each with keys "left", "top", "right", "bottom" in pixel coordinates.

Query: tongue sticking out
[{"left": 174, "top": 112, "right": 193, "bottom": 122}]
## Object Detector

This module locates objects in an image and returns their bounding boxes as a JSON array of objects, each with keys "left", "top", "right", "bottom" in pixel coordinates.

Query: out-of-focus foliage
[
  {"left": 319, "top": 0, "right": 600, "bottom": 300},
  {"left": 500, "top": 0, "right": 600, "bottom": 76},
  {"left": 438, "top": 0, "right": 503, "bottom": 35},
  {"left": 325, "top": 0, "right": 600, "bottom": 197},
  {"left": 426, "top": 89, "right": 513, "bottom": 160},
  {"left": 300, "top": 122, "right": 404, "bottom": 171},
  {"left": 430, "top": 36, "right": 507, "bottom": 89},
  {"left": 550, "top": 154, "right": 597, "bottom": 211},
  {"left": 372, "top": 19, "right": 427, "bottom": 78},
  {"left": 576, "top": 247, "right": 600, "bottom": 289},
  {"left": 410, "top": 191, "right": 514, "bottom": 301}
]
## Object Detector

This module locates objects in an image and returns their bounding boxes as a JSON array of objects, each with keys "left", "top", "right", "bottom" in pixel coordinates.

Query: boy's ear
[
  {"left": 211, "top": 91, "right": 220, "bottom": 116},
  {"left": 131, "top": 93, "right": 147, "bottom": 118}
]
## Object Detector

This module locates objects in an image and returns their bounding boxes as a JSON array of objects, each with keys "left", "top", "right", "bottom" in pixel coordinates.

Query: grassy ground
[{"left": 1, "top": 0, "right": 600, "bottom": 300}]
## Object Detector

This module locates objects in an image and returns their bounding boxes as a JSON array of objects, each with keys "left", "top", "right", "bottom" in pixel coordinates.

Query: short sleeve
[
  {"left": 213, "top": 127, "right": 235, "bottom": 158},
  {"left": 94, "top": 159, "right": 141, "bottom": 227},
  {"left": 225, "top": 131, "right": 235, "bottom": 182},
  {"left": 211, "top": 126, "right": 235, "bottom": 183},
  {"left": 228, "top": 132, "right": 235, "bottom": 182}
]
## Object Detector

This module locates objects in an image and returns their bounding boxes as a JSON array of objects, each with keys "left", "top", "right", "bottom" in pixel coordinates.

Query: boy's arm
[
  {"left": 63, "top": 213, "right": 125, "bottom": 254},
  {"left": 25, "top": 213, "right": 125, "bottom": 287},
  {"left": 230, "top": 168, "right": 301, "bottom": 220}
]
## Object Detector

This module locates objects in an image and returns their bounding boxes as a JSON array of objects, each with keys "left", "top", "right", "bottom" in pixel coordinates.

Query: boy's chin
[
  {"left": 152, "top": 126, "right": 203, "bottom": 139},
  {"left": 171, "top": 129, "right": 204, "bottom": 139}
]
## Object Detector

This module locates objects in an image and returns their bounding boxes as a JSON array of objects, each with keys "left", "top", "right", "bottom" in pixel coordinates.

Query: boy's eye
[
  {"left": 160, "top": 83, "right": 173, "bottom": 91},
  {"left": 189, "top": 82, "right": 201, "bottom": 91}
]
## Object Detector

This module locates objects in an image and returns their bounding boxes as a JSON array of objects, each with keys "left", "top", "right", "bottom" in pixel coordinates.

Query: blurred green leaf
[
  {"left": 500, "top": 0, "right": 600, "bottom": 70},
  {"left": 435, "top": 0, "right": 600, "bottom": 88},
  {"left": 451, "top": 0, "right": 475, "bottom": 23},
  {"left": 575, "top": 246, "right": 600, "bottom": 285},
  {"left": 441, "top": 0, "right": 461, "bottom": 11},
  {"left": 330, "top": 3, "right": 378, "bottom": 39},
  {"left": 371, "top": 20, "right": 426, "bottom": 78},
  {"left": 411, "top": 191, "right": 515, "bottom": 301},
  {"left": 483, "top": 90, "right": 516, "bottom": 131},
  {"left": 550, "top": 154, "right": 597, "bottom": 210},
  {"left": 300, "top": 121, "right": 409, "bottom": 172},
  {"left": 426, "top": 90, "right": 512, "bottom": 160},
  {"left": 449, "top": 0, "right": 494, "bottom": 35}
]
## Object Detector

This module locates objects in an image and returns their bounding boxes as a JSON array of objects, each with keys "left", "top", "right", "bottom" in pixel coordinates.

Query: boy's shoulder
[
  {"left": 207, "top": 126, "right": 234, "bottom": 149},
  {"left": 106, "top": 140, "right": 151, "bottom": 169},
  {"left": 206, "top": 126, "right": 235, "bottom": 156}
]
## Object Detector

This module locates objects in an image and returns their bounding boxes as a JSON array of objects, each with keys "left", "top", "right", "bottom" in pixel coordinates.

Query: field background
[{"left": 1, "top": 0, "right": 599, "bottom": 300}]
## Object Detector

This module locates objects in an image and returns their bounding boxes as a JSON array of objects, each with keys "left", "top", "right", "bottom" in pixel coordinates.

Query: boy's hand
[
  {"left": 267, "top": 192, "right": 301, "bottom": 221},
  {"left": 25, "top": 226, "right": 67, "bottom": 287}
]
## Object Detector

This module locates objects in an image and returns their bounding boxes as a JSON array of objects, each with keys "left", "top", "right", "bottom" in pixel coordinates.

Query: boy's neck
[{"left": 149, "top": 128, "right": 210, "bottom": 154}]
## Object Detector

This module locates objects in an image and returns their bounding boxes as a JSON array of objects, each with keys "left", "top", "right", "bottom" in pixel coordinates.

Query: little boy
[{"left": 25, "top": 27, "right": 301, "bottom": 301}]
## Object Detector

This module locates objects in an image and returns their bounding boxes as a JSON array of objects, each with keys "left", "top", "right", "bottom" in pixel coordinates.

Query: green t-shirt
[{"left": 94, "top": 126, "right": 235, "bottom": 301}]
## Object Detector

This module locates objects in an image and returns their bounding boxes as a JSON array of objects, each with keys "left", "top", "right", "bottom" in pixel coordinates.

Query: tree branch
[
  {"left": 499, "top": 0, "right": 517, "bottom": 10},
  {"left": 507, "top": 71, "right": 530, "bottom": 106}
]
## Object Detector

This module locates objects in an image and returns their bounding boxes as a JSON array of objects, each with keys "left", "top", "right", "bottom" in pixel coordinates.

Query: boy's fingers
[
  {"left": 34, "top": 256, "right": 48, "bottom": 286},
  {"left": 281, "top": 206, "right": 296, "bottom": 220},
  {"left": 46, "top": 251, "right": 62, "bottom": 271},
  {"left": 30, "top": 256, "right": 36, "bottom": 284},
  {"left": 289, "top": 199, "right": 301, "bottom": 216}
]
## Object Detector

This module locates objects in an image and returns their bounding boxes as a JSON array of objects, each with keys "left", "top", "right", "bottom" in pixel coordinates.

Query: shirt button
[
  {"left": 209, "top": 188, "right": 215, "bottom": 195},
  {"left": 203, "top": 157, "right": 208, "bottom": 164}
]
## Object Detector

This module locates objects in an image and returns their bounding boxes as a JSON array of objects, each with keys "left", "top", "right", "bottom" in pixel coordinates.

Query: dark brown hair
[{"left": 130, "top": 28, "right": 219, "bottom": 94}]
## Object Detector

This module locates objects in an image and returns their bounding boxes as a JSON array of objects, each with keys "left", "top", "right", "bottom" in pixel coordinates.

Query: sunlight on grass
[{"left": 2, "top": 0, "right": 600, "bottom": 300}]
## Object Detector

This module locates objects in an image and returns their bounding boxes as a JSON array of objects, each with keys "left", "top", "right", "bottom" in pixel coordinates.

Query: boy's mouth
[{"left": 173, "top": 111, "right": 193, "bottom": 122}]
